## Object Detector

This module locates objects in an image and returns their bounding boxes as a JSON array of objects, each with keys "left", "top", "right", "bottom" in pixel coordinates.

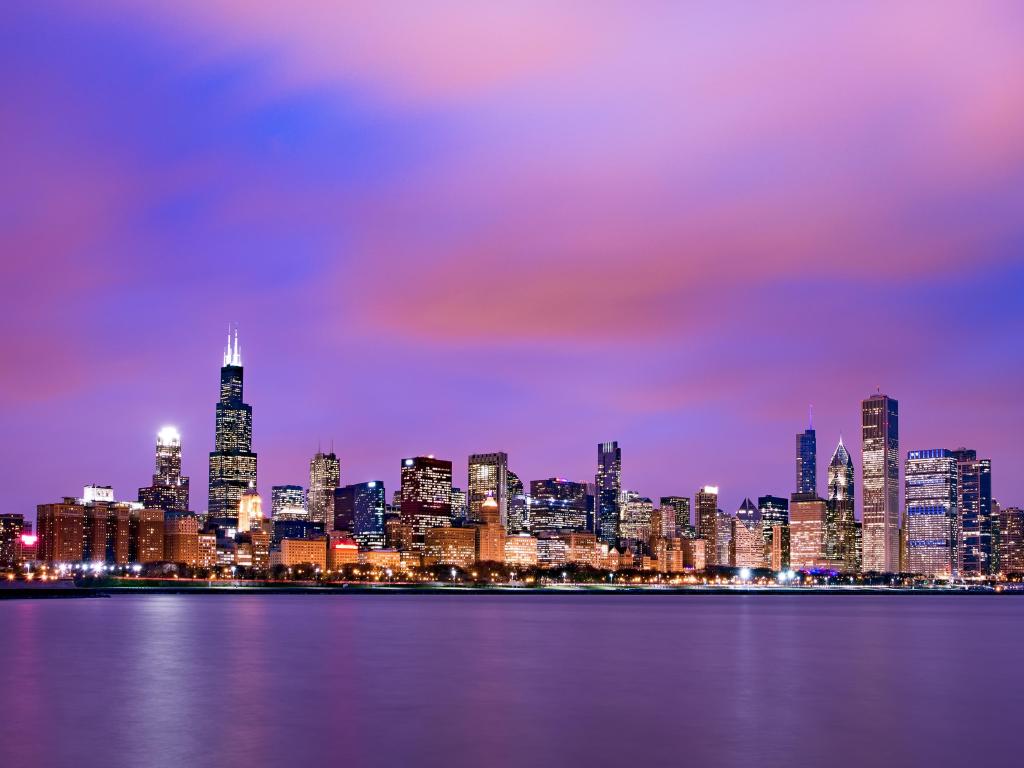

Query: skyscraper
[
  {"left": 790, "top": 492, "right": 829, "bottom": 569},
  {"left": 826, "top": 437, "right": 857, "bottom": 571},
  {"left": 237, "top": 487, "right": 264, "bottom": 534},
  {"left": 506, "top": 471, "right": 529, "bottom": 534},
  {"left": 905, "top": 449, "right": 959, "bottom": 577},
  {"left": 530, "top": 478, "right": 589, "bottom": 534},
  {"left": 952, "top": 448, "right": 993, "bottom": 575},
  {"left": 308, "top": 451, "right": 341, "bottom": 531},
  {"left": 334, "top": 481, "right": 386, "bottom": 550},
  {"left": 861, "top": 393, "right": 899, "bottom": 572},
  {"left": 660, "top": 496, "right": 692, "bottom": 537},
  {"left": 796, "top": 412, "right": 817, "bottom": 495},
  {"left": 696, "top": 486, "right": 719, "bottom": 567},
  {"left": 400, "top": 456, "right": 453, "bottom": 550},
  {"left": 596, "top": 442, "right": 622, "bottom": 545},
  {"left": 758, "top": 494, "right": 789, "bottom": 568},
  {"left": 138, "top": 426, "right": 190, "bottom": 513},
  {"left": 271, "top": 485, "right": 307, "bottom": 519},
  {"left": 208, "top": 328, "right": 257, "bottom": 518},
  {"left": 998, "top": 507, "right": 1024, "bottom": 574},
  {"left": 468, "top": 452, "right": 508, "bottom": 527}
]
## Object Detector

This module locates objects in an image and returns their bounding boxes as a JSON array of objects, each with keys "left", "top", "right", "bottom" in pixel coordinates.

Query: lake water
[{"left": 0, "top": 594, "right": 1021, "bottom": 767}]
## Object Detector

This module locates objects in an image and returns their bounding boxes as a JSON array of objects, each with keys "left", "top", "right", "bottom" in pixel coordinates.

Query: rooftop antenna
[{"left": 808, "top": 403, "right": 813, "bottom": 430}]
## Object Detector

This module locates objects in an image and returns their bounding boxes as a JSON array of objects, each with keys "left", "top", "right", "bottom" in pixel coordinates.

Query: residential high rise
[
  {"left": 905, "top": 449, "right": 959, "bottom": 577},
  {"left": 400, "top": 456, "right": 453, "bottom": 550},
  {"left": 308, "top": 451, "right": 341, "bottom": 531},
  {"left": 660, "top": 497, "right": 692, "bottom": 537},
  {"left": 596, "top": 442, "right": 622, "bottom": 545},
  {"left": 138, "top": 426, "right": 190, "bottom": 512},
  {"left": 827, "top": 438, "right": 857, "bottom": 571},
  {"left": 998, "top": 507, "right": 1024, "bottom": 574},
  {"left": 334, "top": 481, "right": 386, "bottom": 550},
  {"left": 861, "top": 393, "right": 899, "bottom": 572},
  {"left": 36, "top": 502, "right": 84, "bottom": 563},
  {"left": 208, "top": 329, "right": 257, "bottom": 517},
  {"left": 468, "top": 452, "right": 508, "bottom": 527},
  {"left": 952, "top": 449, "right": 993, "bottom": 575},
  {"left": 796, "top": 412, "right": 817, "bottom": 495},
  {"left": 696, "top": 487, "right": 719, "bottom": 567},
  {"left": 271, "top": 485, "right": 307, "bottom": 519}
]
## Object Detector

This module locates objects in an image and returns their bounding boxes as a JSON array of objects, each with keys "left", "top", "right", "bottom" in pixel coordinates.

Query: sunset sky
[{"left": 3, "top": 1, "right": 1023, "bottom": 519}]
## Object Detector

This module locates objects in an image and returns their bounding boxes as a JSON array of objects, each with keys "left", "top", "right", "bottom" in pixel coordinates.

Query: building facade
[
  {"left": 862, "top": 393, "right": 899, "bottom": 572},
  {"left": 208, "top": 329, "right": 257, "bottom": 517},
  {"left": 400, "top": 456, "right": 453, "bottom": 550},
  {"left": 308, "top": 451, "right": 341, "bottom": 531},
  {"left": 905, "top": 449, "right": 959, "bottom": 577},
  {"left": 595, "top": 441, "right": 622, "bottom": 545},
  {"left": 952, "top": 448, "right": 993, "bottom": 575},
  {"left": 138, "top": 426, "right": 190, "bottom": 513},
  {"left": 468, "top": 452, "right": 509, "bottom": 528}
]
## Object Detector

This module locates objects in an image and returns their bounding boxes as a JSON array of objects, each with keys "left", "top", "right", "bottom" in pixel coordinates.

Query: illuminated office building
[
  {"left": 952, "top": 448, "right": 993, "bottom": 575},
  {"left": 136, "top": 508, "right": 165, "bottom": 563},
  {"left": 715, "top": 511, "right": 733, "bottom": 567},
  {"left": 468, "top": 452, "right": 508, "bottom": 527},
  {"left": 164, "top": 513, "right": 200, "bottom": 565},
  {"left": 308, "top": 451, "right": 341, "bottom": 531},
  {"left": 0, "top": 514, "right": 25, "bottom": 567},
  {"left": 506, "top": 471, "right": 529, "bottom": 534},
  {"left": 596, "top": 442, "right": 622, "bottom": 545},
  {"left": 423, "top": 527, "right": 476, "bottom": 569},
  {"left": 758, "top": 495, "right": 789, "bottom": 567},
  {"left": 334, "top": 481, "right": 386, "bottom": 549},
  {"left": 796, "top": 414, "right": 817, "bottom": 495},
  {"left": 271, "top": 485, "right": 307, "bottom": 520},
  {"left": 530, "top": 478, "right": 589, "bottom": 533},
  {"left": 696, "top": 487, "right": 719, "bottom": 566},
  {"left": 237, "top": 487, "right": 264, "bottom": 534},
  {"left": 504, "top": 534, "right": 539, "bottom": 568},
  {"left": 731, "top": 515, "right": 765, "bottom": 568},
  {"left": 660, "top": 497, "right": 692, "bottom": 537},
  {"left": 208, "top": 328, "right": 258, "bottom": 517},
  {"left": 862, "top": 393, "right": 899, "bottom": 572},
  {"left": 790, "top": 493, "right": 829, "bottom": 569},
  {"left": 36, "top": 503, "right": 85, "bottom": 563},
  {"left": 138, "top": 426, "right": 190, "bottom": 513},
  {"left": 620, "top": 491, "right": 654, "bottom": 549},
  {"left": 400, "top": 456, "right": 453, "bottom": 550},
  {"left": 998, "top": 507, "right": 1024, "bottom": 573},
  {"left": 826, "top": 438, "right": 858, "bottom": 571},
  {"left": 905, "top": 449, "right": 959, "bottom": 577},
  {"left": 475, "top": 497, "right": 506, "bottom": 563},
  {"left": 450, "top": 487, "right": 468, "bottom": 522}
]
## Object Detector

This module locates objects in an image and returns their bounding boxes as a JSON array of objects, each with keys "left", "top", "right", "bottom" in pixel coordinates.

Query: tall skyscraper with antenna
[
  {"left": 796, "top": 407, "right": 817, "bottom": 495},
  {"left": 309, "top": 449, "right": 341, "bottom": 531},
  {"left": 208, "top": 327, "right": 258, "bottom": 518}
]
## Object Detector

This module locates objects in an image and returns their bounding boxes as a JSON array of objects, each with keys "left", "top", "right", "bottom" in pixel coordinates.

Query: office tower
[
  {"left": 309, "top": 451, "right": 341, "bottom": 531},
  {"left": 952, "top": 449, "right": 993, "bottom": 575},
  {"left": 475, "top": 496, "right": 506, "bottom": 562},
  {"left": 530, "top": 478, "right": 589, "bottom": 533},
  {"left": 620, "top": 491, "right": 654, "bottom": 548},
  {"left": 400, "top": 456, "right": 453, "bottom": 550},
  {"left": 237, "top": 488, "right": 263, "bottom": 533},
  {"left": 790, "top": 492, "right": 829, "bottom": 569},
  {"left": 506, "top": 471, "right": 529, "bottom": 534},
  {"left": 796, "top": 412, "right": 817, "bottom": 495},
  {"left": 904, "top": 449, "right": 959, "bottom": 577},
  {"left": 468, "top": 452, "right": 508, "bottom": 527},
  {"left": 208, "top": 329, "right": 257, "bottom": 517},
  {"left": 862, "top": 393, "right": 899, "bottom": 572},
  {"left": 731, "top": 515, "right": 764, "bottom": 568},
  {"left": 827, "top": 438, "right": 857, "bottom": 571},
  {"left": 334, "top": 481, "right": 386, "bottom": 550},
  {"left": 736, "top": 498, "right": 759, "bottom": 527},
  {"left": 998, "top": 507, "right": 1024, "bottom": 573},
  {"left": 138, "top": 427, "right": 190, "bottom": 513},
  {"left": 0, "top": 514, "right": 25, "bottom": 567},
  {"left": 271, "top": 485, "right": 307, "bottom": 520},
  {"left": 596, "top": 442, "right": 622, "bottom": 545},
  {"left": 504, "top": 534, "right": 539, "bottom": 568},
  {"left": 660, "top": 497, "right": 691, "bottom": 537},
  {"left": 451, "top": 487, "right": 468, "bottom": 522},
  {"left": 758, "top": 495, "right": 789, "bottom": 564},
  {"left": 715, "top": 510, "right": 733, "bottom": 567},
  {"left": 770, "top": 524, "right": 790, "bottom": 571},
  {"left": 696, "top": 487, "right": 719, "bottom": 566},
  {"left": 423, "top": 527, "right": 476, "bottom": 569},
  {"left": 36, "top": 503, "right": 85, "bottom": 563}
]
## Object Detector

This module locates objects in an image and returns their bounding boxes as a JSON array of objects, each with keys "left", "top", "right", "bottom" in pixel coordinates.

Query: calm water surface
[{"left": 1, "top": 594, "right": 1021, "bottom": 767}]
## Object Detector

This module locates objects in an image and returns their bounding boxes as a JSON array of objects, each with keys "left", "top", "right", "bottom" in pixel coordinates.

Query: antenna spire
[{"left": 808, "top": 403, "right": 814, "bottom": 430}]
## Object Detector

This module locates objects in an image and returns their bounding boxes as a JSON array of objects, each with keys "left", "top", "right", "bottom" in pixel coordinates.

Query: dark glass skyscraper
[
  {"left": 596, "top": 441, "right": 621, "bottom": 545},
  {"left": 530, "top": 478, "right": 589, "bottom": 533},
  {"left": 952, "top": 448, "right": 993, "bottom": 575},
  {"left": 862, "top": 393, "right": 899, "bottom": 572},
  {"left": 208, "top": 329, "right": 257, "bottom": 517},
  {"left": 138, "top": 426, "right": 190, "bottom": 513},
  {"left": 796, "top": 414, "right": 817, "bottom": 495},
  {"left": 905, "top": 449, "right": 959, "bottom": 577},
  {"left": 334, "top": 481, "right": 386, "bottom": 550}
]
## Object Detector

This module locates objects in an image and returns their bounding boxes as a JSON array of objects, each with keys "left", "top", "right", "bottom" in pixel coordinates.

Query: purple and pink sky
[{"left": 3, "top": 2, "right": 1023, "bottom": 521}]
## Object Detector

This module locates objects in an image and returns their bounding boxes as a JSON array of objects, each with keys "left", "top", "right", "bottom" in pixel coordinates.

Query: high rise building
[
  {"left": 506, "top": 471, "right": 529, "bottom": 534},
  {"left": 998, "top": 507, "right": 1024, "bottom": 574},
  {"left": 400, "top": 456, "right": 453, "bottom": 550},
  {"left": 36, "top": 503, "right": 84, "bottom": 563},
  {"left": 0, "top": 514, "right": 25, "bottom": 568},
  {"left": 237, "top": 488, "right": 264, "bottom": 533},
  {"left": 731, "top": 515, "right": 765, "bottom": 568},
  {"left": 308, "top": 451, "right": 341, "bottom": 531},
  {"left": 164, "top": 513, "right": 200, "bottom": 565},
  {"left": 138, "top": 426, "right": 190, "bottom": 513},
  {"left": 736, "top": 498, "right": 759, "bottom": 527},
  {"left": 660, "top": 497, "right": 692, "bottom": 537},
  {"left": 619, "top": 491, "right": 654, "bottom": 548},
  {"left": 208, "top": 329, "right": 257, "bottom": 518},
  {"left": 334, "top": 481, "right": 386, "bottom": 550},
  {"left": 952, "top": 448, "right": 993, "bottom": 576},
  {"left": 271, "top": 485, "right": 307, "bottom": 519},
  {"left": 450, "top": 487, "right": 469, "bottom": 522},
  {"left": 862, "top": 393, "right": 899, "bottom": 572},
  {"left": 696, "top": 487, "right": 719, "bottom": 567},
  {"left": 758, "top": 495, "right": 789, "bottom": 566},
  {"left": 790, "top": 492, "right": 830, "bottom": 569},
  {"left": 596, "top": 442, "right": 622, "bottom": 545},
  {"left": 826, "top": 438, "right": 857, "bottom": 571},
  {"left": 468, "top": 452, "right": 508, "bottom": 527},
  {"left": 530, "top": 478, "right": 589, "bottom": 533},
  {"left": 796, "top": 412, "right": 817, "bottom": 495},
  {"left": 904, "top": 449, "right": 959, "bottom": 577}
]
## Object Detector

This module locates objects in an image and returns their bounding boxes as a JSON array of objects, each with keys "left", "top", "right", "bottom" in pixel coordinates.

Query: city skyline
[{"left": 3, "top": 3, "right": 1024, "bottom": 522}]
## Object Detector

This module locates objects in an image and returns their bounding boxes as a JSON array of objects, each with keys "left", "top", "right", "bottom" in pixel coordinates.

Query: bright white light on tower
[{"left": 158, "top": 426, "right": 181, "bottom": 446}]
